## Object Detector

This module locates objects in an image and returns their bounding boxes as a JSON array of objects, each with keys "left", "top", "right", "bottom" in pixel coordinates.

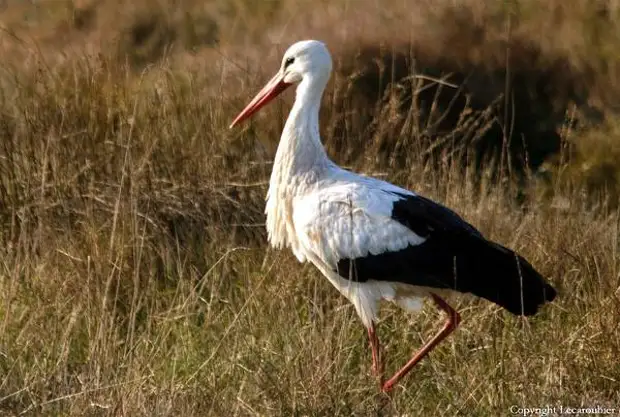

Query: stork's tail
[{"left": 458, "top": 237, "right": 556, "bottom": 316}]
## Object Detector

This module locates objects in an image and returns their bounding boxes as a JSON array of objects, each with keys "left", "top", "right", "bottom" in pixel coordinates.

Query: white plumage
[
  {"left": 293, "top": 180, "right": 428, "bottom": 325},
  {"left": 230, "top": 39, "right": 556, "bottom": 393}
]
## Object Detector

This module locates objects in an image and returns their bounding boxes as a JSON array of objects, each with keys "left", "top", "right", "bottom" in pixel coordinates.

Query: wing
[
  {"left": 294, "top": 179, "right": 555, "bottom": 316},
  {"left": 293, "top": 179, "right": 483, "bottom": 288},
  {"left": 389, "top": 192, "right": 481, "bottom": 238}
]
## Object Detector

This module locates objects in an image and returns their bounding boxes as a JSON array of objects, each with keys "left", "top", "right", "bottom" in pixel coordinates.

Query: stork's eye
[{"left": 284, "top": 57, "right": 295, "bottom": 69}]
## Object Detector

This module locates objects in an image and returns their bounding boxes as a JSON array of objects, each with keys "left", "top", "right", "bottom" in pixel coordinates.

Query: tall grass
[{"left": 0, "top": 1, "right": 619, "bottom": 416}]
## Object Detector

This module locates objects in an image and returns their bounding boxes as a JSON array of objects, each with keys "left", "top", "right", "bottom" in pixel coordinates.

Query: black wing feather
[{"left": 336, "top": 192, "right": 556, "bottom": 316}]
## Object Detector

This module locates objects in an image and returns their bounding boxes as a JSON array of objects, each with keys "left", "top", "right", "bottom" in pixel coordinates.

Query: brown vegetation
[{"left": 0, "top": 0, "right": 619, "bottom": 415}]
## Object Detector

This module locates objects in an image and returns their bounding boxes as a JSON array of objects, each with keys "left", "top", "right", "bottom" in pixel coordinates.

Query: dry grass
[{"left": 0, "top": 1, "right": 619, "bottom": 416}]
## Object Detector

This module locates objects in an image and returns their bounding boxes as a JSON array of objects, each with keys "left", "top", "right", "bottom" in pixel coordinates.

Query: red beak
[{"left": 229, "top": 72, "right": 292, "bottom": 128}]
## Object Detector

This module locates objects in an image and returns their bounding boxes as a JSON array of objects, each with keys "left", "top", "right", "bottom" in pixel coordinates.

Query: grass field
[{"left": 0, "top": 1, "right": 619, "bottom": 416}]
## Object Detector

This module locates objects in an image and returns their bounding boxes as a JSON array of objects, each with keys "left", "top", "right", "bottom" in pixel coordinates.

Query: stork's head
[
  {"left": 230, "top": 40, "right": 332, "bottom": 128},
  {"left": 279, "top": 40, "right": 332, "bottom": 85}
]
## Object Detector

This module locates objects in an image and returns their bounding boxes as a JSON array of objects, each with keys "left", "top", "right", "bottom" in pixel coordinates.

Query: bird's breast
[
  {"left": 265, "top": 164, "right": 327, "bottom": 261},
  {"left": 265, "top": 185, "right": 308, "bottom": 262}
]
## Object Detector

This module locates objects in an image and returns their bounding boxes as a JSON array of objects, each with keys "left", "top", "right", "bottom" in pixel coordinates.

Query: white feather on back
[
  {"left": 293, "top": 180, "right": 426, "bottom": 270},
  {"left": 289, "top": 176, "right": 428, "bottom": 326}
]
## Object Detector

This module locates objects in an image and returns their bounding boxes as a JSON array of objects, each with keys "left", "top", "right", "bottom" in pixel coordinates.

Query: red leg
[
  {"left": 367, "top": 322, "right": 384, "bottom": 383},
  {"left": 382, "top": 293, "right": 461, "bottom": 393}
]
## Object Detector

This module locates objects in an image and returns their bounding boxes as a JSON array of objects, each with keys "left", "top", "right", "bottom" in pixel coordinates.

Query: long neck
[
  {"left": 265, "top": 73, "right": 332, "bottom": 250},
  {"left": 271, "top": 75, "right": 331, "bottom": 184}
]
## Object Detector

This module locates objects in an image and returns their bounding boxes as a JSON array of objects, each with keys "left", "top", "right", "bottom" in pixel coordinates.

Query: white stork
[{"left": 229, "top": 40, "right": 556, "bottom": 393}]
